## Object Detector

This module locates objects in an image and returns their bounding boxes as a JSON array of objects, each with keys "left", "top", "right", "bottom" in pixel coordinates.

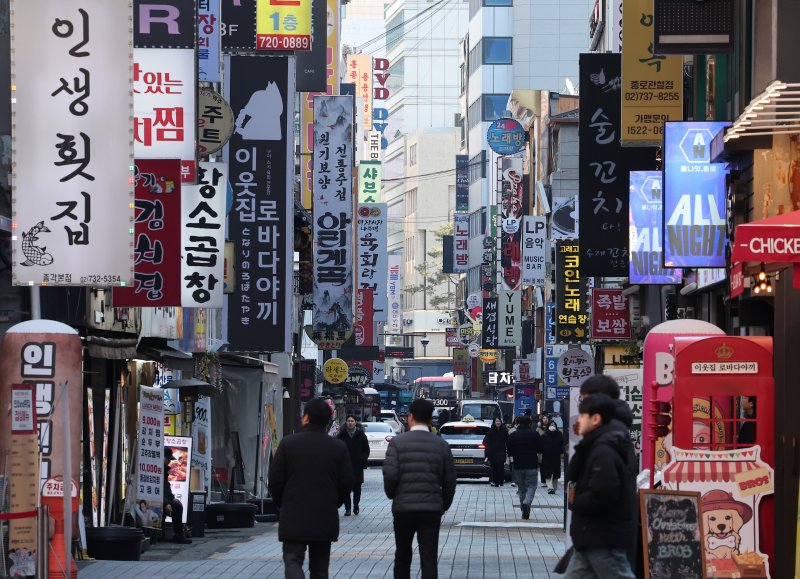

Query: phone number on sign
[
  {"left": 257, "top": 34, "right": 311, "bottom": 50},
  {"left": 623, "top": 92, "right": 681, "bottom": 102},
  {"left": 79, "top": 275, "right": 123, "bottom": 284}
]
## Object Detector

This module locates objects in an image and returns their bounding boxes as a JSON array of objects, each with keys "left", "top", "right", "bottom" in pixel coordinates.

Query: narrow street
[{"left": 79, "top": 469, "right": 566, "bottom": 578}]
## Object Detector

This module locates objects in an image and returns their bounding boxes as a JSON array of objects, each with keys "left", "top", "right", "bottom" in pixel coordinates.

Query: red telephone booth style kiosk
[{"left": 669, "top": 336, "right": 774, "bottom": 577}]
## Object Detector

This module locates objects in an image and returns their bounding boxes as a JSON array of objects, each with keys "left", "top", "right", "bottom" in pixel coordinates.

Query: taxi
[{"left": 439, "top": 415, "right": 509, "bottom": 480}]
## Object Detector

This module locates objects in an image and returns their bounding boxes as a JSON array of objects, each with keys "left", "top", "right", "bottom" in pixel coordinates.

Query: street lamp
[{"left": 420, "top": 338, "right": 430, "bottom": 357}]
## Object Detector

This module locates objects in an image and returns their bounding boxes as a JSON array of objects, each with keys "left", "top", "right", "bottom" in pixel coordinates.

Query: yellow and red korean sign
[
  {"left": 621, "top": 0, "right": 683, "bottom": 146},
  {"left": 256, "top": 0, "right": 312, "bottom": 51},
  {"left": 347, "top": 54, "right": 373, "bottom": 133}
]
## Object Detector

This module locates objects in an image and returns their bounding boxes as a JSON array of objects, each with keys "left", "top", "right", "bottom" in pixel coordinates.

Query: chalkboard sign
[{"left": 640, "top": 489, "right": 706, "bottom": 579}]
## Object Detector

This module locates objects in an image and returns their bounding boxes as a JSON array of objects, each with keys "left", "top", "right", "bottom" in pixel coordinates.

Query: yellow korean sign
[
  {"left": 621, "top": 0, "right": 683, "bottom": 146},
  {"left": 358, "top": 161, "right": 382, "bottom": 203},
  {"left": 322, "top": 358, "right": 349, "bottom": 384},
  {"left": 300, "top": 0, "right": 340, "bottom": 209},
  {"left": 256, "top": 0, "right": 312, "bottom": 51}
]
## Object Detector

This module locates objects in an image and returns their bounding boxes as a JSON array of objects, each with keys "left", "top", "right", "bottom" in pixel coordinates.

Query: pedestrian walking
[
  {"left": 482, "top": 417, "right": 509, "bottom": 487},
  {"left": 536, "top": 414, "right": 551, "bottom": 487},
  {"left": 163, "top": 448, "right": 191, "bottom": 544},
  {"left": 561, "top": 393, "right": 636, "bottom": 578},
  {"left": 506, "top": 415, "right": 542, "bottom": 520},
  {"left": 336, "top": 415, "right": 370, "bottom": 515},
  {"left": 382, "top": 399, "right": 457, "bottom": 579},
  {"left": 540, "top": 419, "right": 563, "bottom": 494},
  {"left": 268, "top": 398, "right": 355, "bottom": 579}
]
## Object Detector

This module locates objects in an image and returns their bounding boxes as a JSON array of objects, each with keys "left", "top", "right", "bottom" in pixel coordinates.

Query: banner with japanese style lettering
[
  {"left": 299, "top": 0, "right": 340, "bottom": 210},
  {"left": 11, "top": 1, "right": 134, "bottom": 287},
  {"left": 357, "top": 204, "right": 388, "bottom": 320},
  {"left": 662, "top": 121, "right": 730, "bottom": 268},
  {"left": 499, "top": 156, "right": 523, "bottom": 291},
  {"left": 225, "top": 55, "right": 295, "bottom": 352},
  {"left": 134, "top": 0, "right": 196, "bottom": 49},
  {"left": 621, "top": 0, "right": 683, "bottom": 146},
  {"left": 181, "top": 162, "right": 227, "bottom": 308},
  {"left": 311, "top": 95, "right": 355, "bottom": 349},
  {"left": 453, "top": 213, "right": 469, "bottom": 273},
  {"left": 358, "top": 161, "right": 383, "bottom": 203},
  {"left": 256, "top": 0, "right": 311, "bottom": 50},
  {"left": 521, "top": 216, "right": 546, "bottom": 286},
  {"left": 555, "top": 241, "right": 590, "bottom": 343},
  {"left": 590, "top": 288, "right": 632, "bottom": 339},
  {"left": 347, "top": 54, "right": 373, "bottom": 132},
  {"left": 578, "top": 52, "right": 656, "bottom": 276},
  {"left": 456, "top": 154, "right": 469, "bottom": 212},
  {"left": 629, "top": 170, "right": 682, "bottom": 284},
  {"left": 134, "top": 48, "right": 197, "bottom": 183},
  {"left": 198, "top": 0, "right": 221, "bottom": 81},
  {"left": 114, "top": 160, "right": 182, "bottom": 307}
]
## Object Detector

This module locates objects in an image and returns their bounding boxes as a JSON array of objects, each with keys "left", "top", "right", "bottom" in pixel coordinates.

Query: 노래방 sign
[{"left": 640, "top": 489, "right": 705, "bottom": 579}]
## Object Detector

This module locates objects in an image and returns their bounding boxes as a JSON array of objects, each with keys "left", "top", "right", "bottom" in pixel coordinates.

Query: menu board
[{"left": 640, "top": 489, "right": 705, "bottom": 579}]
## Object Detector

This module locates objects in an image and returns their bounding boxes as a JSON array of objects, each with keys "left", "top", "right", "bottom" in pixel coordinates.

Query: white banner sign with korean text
[
  {"left": 181, "top": 162, "right": 227, "bottom": 308},
  {"left": 521, "top": 216, "right": 546, "bottom": 286},
  {"left": 137, "top": 386, "right": 164, "bottom": 503},
  {"left": 11, "top": 0, "right": 134, "bottom": 286},
  {"left": 388, "top": 254, "right": 402, "bottom": 336},
  {"left": 311, "top": 95, "right": 354, "bottom": 349},
  {"left": 453, "top": 213, "right": 469, "bottom": 273},
  {"left": 357, "top": 203, "right": 388, "bottom": 322},
  {"left": 134, "top": 48, "right": 196, "bottom": 181}
]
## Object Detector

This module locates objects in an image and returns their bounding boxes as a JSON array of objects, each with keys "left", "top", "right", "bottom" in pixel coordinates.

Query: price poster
[{"left": 137, "top": 386, "right": 164, "bottom": 528}]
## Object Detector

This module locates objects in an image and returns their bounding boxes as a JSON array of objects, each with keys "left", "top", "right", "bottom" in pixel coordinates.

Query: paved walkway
[{"left": 79, "top": 469, "right": 567, "bottom": 578}]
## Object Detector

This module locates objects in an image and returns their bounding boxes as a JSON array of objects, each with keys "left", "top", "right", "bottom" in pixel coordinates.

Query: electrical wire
[{"left": 355, "top": 0, "right": 455, "bottom": 53}]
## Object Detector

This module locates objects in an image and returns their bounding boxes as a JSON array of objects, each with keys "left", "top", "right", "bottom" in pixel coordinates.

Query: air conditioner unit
[
  {"left": 403, "top": 319, "right": 413, "bottom": 326},
  {"left": 436, "top": 316, "right": 449, "bottom": 325}
]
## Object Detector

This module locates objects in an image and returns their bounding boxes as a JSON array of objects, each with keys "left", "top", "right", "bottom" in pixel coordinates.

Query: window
[
  {"left": 483, "top": 94, "right": 510, "bottom": 121},
  {"left": 468, "top": 43, "right": 481, "bottom": 76},
  {"left": 468, "top": 151, "right": 485, "bottom": 184},
  {"left": 408, "top": 144, "right": 417, "bottom": 166},
  {"left": 468, "top": 98, "right": 482, "bottom": 130},
  {"left": 483, "top": 38, "right": 512, "bottom": 64},
  {"left": 406, "top": 188, "right": 417, "bottom": 216},
  {"left": 386, "top": 13, "right": 404, "bottom": 52},
  {"left": 484, "top": 0, "right": 512, "bottom": 5}
]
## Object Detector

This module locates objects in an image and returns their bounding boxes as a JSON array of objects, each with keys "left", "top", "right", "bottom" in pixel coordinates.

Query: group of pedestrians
[{"left": 268, "top": 398, "right": 454, "bottom": 579}]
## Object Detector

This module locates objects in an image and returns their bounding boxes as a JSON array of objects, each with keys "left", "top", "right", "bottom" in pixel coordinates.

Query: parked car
[
  {"left": 379, "top": 410, "right": 404, "bottom": 434},
  {"left": 362, "top": 421, "right": 396, "bottom": 464},
  {"left": 438, "top": 416, "right": 511, "bottom": 481}
]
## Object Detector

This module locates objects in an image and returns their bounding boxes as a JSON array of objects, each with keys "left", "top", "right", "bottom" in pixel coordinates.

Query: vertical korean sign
[
  {"left": 358, "top": 161, "right": 382, "bottom": 203},
  {"left": 256, "top": 0, "right": 311, "bottom": 50},
  {"left": 482, "top": 297, "right": 499, "bottom": 348},
  {"left": 355, "top": 289, "right": 375, "bottom": 346},
  {"left": 621, "top": 0, "right": 683, "bottom": 146},
  {"left": 134, "top": 48, "right": 197, "bottom": 183},
  {"left": 453, "top": 213, "right": 470, "bottom": 273},
  {"left": 456, "top": 155, "right": 469, "bottom": 212},
  {"left": 11, "top": 1, "right": 134, "bottom": 287},
  {"left": 115, "top": 160, "right": 182, "bottom": 307},
  {"left": 300, "top": 0, "right": 340, "bottom": 210},
  {"left": 137, "top": 386, "right": 164, "bottom": 528},
  {"left": 347, "top": 54, "right": 373, "bottom": 132},
  {"left": 388, "top": 254, "right": 403, "bottom": 338},
  {"left": 181, "top": 162, "right": 227, "bottom": 308},
  {"left": 312, "top": 95, "right": 355, "bottom": 349},
  {"left": 555, "top": 241, "right": 589, "bottom": 343},
  {"left": 579, "top": 53, "right": 655, "bottom": 276},
  {"left": 629, "top": 170, "right": 682, "bottom": 283},
  {"left": 199, "top": 0, "right": 222, "bottom": 82},
  {"left": 663, "top": 121, "right": 730, "bottom": 268},
  {"left": 590, "top": 288, "right": 631, "bottom": 339},
  {"left": 9, "top": 385, "right": 38, "bottom": 571},
  {"left": 225, "top": 56, "right": 295, "bottom": 352},
  {"left": 521, "top": 216, "right": 546, "bottom": 286},
  {"left": 357, "top": 204, "right": 388, "bottom": 319},
  {"left": 499, "top": 157, "right": 523, "bottom": 291}
]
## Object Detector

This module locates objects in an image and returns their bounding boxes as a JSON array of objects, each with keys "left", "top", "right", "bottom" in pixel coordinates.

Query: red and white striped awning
[{"left": 663, "top": 459, "right": 760, "bottom": 483}]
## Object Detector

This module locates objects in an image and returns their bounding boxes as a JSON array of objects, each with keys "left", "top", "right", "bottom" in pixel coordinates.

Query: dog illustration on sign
[{"left": 702, "top": 489, "right": 752, "bottom": 559}]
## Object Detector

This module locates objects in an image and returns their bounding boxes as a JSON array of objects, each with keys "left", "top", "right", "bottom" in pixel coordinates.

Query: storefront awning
[
  {"left": 731, "top": 209, "right": 800, "bottom": 263},
  {"left": 725, "top": 81, "right": 800, "bottom": 142},
  {"left": 663, "top": 458, "right": 761, "bottom": 483},
  {"left": 136, "top": 341, "right": 194, "bottom": 371}
]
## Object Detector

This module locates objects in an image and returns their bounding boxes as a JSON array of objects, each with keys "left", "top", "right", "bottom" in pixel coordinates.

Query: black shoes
[
  {"left": 173, "top": 537, "right": 192, "bottom": 544},
  {"left": 548, "top": 489, "right": 556, "bottom": 494},
  {"left": 344, "top": 510, "right": 351, "bottom": 516},
  {"left": 521, "top": 504, "right": 530, "bottom": 520},
  {"left": 354, "top": 506, "right": 360, "bottom": 515}
]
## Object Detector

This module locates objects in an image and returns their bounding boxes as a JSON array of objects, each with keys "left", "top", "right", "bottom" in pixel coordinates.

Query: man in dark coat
[
  {"left": 506, "top": 415, "right": 542, "bottom": 519},
  {"left": 336, "top": 415, "right": 370, "bottom": 515},
  {"left": 383, "top": 398, "right": 456, "bottom": 579},
  {"left": 268, "top": 398, "right": 354, "bottom": 579},
  {"left": 563, "top": 394, "right": 636, "bottom": 578}
]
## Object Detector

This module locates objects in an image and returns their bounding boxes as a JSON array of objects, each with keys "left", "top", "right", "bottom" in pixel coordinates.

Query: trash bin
[{"left": 188, "top": 492, "right": 207, "bottom": 538}]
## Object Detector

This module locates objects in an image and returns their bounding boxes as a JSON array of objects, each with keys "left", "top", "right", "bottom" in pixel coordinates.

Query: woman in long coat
[
  {"left": 336, "top": 415, "right": 370, "bottom": 514},
  {"left": 482, "top": 417, "right": 509, "bottom": 486},
  {"left": 540, "top": 421, "right": 563, "bottom": 494}
]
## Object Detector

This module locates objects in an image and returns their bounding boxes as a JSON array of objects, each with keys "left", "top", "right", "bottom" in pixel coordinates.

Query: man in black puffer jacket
[
  {"left": 383, "top": 398, "right": 456, "bottom": 579},
  {"left": 506, "top": 415, "right": 543, "bottom": 519},
  {"left": 564, "top": 394, "right": 636, "bottom": 578}
]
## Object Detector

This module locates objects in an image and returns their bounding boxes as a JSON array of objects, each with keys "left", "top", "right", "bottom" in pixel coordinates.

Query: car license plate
[{"left": 453, "top": 458, "right": 473, "bottom": 464}]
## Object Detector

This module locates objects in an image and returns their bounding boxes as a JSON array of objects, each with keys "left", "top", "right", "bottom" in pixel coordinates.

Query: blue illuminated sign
[
  {"left": 629, "top": 171, "right": 683, "bottom": 284},
  {"left": 663, "top": 122, "right": 730, "bottom": 268},
  {"left": 487, "top": 118, "right": 526, "bottom": 156}
]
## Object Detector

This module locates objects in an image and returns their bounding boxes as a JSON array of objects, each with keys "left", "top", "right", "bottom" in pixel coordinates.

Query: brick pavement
[{"left": 79, "top": 468, "right": 567, "bottom": 578}]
